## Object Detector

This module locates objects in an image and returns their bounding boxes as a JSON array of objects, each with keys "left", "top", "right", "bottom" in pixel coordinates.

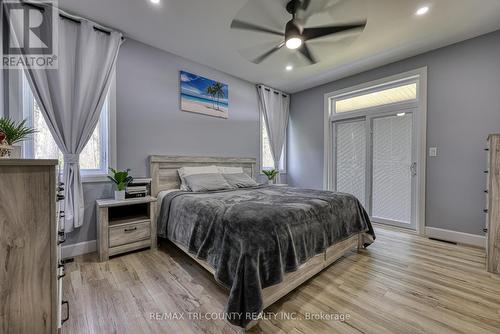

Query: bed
[{"left": 150, "top": 155, "right": 375, "bottom": 330}]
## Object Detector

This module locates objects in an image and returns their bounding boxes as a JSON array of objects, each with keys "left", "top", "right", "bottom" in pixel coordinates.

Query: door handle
[
  {"left": 410, "top": 162, "right": 417, "bottom": 176},
  {"left": 61, "top": 300, "right": 69, "bottom": 324}
]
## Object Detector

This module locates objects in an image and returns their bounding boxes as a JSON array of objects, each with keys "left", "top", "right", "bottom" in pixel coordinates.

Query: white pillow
[
  {"left": 178, "top": 165, "right": 219, "bottom": 191},
  {"left": 217, "top": 166, "right": 244, "bottom": 174}
]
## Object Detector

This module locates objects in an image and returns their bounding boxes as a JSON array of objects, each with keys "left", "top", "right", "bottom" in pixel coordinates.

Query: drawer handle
[
  {"left": 124, "top": 227, "right": 138, "bottom": 233},
  {"left": 61, "top": 300, "right": 69, "bottom": 325}
]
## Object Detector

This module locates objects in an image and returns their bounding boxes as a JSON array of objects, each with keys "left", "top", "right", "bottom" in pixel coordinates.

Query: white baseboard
[
  {"left": 62, "top": 240, "right": 96, "bottom": 259},
  {"left": 425, "top": 227, "right": 485, "bottom": 248},
  {"left": 62, "top": 228, "right": 484, "bottom": 257}
]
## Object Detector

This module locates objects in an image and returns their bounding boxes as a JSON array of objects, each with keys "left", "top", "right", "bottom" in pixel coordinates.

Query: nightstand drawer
[{"left": 109, "top": 221, "right": 151, "bottom": 247}]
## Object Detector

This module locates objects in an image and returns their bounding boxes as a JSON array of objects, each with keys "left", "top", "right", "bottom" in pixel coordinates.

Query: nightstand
[{"left": 96, "top": 196, "right": 157, "bottom": 262}]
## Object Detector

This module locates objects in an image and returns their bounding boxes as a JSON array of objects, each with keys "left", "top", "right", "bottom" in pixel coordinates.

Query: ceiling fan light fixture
[
  {"left": 286, "top": 37, "right": 302, "bottom": 50},
  {"left": 229, "top": 0, "right": 367, "bottom": 65},
  {"left": 285, "top": 19, "right": 302, "bottom": 50}
]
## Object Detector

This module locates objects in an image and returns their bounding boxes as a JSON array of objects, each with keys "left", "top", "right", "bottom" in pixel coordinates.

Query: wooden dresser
[
  {"left": 0, "top": 159, "right": 65, "bottom": 333},
  {"left": 486, "top": 135, "right": 500, "bottom": 274}
]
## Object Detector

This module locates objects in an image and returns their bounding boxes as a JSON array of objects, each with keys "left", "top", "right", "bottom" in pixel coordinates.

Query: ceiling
[{"left": 58, "top": 0, "right": 500, "bottom": 93}]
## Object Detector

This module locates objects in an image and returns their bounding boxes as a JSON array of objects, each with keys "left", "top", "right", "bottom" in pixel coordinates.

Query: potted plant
[
  {"left": 0, "top": 131, "right": 8, "bottom": 158},
  {"left": 262, "top": 169, "right": 279, "bottom": 185},
  {"left": 107, "top": 167, "right": 133, "bottom": 200},
  {"left": 0, "top": 117, "right": 36, "bottom": 158}
]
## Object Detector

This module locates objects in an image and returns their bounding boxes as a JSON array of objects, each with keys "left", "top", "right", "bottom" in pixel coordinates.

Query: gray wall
[
  {"left": 67, "top": 39, "right": 260, "bottom": 245},
  {"left": 288, "top": 30, "right": 500, "bottom": 236},
  {"left": 0, "top": 70, "right": 5, "bottom": 117}
]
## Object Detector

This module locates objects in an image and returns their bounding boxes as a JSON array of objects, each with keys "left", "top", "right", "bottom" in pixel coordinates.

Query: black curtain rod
[
  {"left": 19, "top": 1, "right": 123, "bottom": 39},
  {"left": 258, "top": 85, "right": 288, "bottom": 98}
]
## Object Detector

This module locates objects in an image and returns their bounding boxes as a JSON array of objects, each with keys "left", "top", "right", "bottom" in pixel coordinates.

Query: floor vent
[{"left": 428, "top": 237, "right": 457, "bottom": 245}]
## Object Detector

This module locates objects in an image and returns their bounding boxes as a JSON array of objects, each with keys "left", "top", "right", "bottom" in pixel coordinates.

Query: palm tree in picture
[
  {"left": 205, "top": 86, "right": 216, "bottom": 110},
  {"left": 211, "top": 82, "right": 225, "bottom": 111}
]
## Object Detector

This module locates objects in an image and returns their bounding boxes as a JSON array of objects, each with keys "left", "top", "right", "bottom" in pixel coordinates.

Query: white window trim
[
  {"left": 323, "top": 67, "right": 427, "bottom": 235},
  {"left": 259, "top": 111, "right": 287, "bottom": 173},
  {"left": 83, "top": 72, "right": 117, "bottom": 183},
  {"left": 8, "top": 69, "right": 116, "bottom": 183}
]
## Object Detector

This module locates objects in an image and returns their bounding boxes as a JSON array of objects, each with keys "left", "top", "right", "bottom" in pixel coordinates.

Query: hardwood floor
[{"left": 62, "top": 227, "right": 500, "bottom": 334}]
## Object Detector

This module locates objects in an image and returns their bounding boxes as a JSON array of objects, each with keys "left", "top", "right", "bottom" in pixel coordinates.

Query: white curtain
[
  {"left": 0, "top": 4, "right": 4, "bottom": 118},
  {"left": 9, "top": 5, "right": 123, "bottom": 231},
  {"left": 257, "top": 85, "right": 290, "bottom": 172}
]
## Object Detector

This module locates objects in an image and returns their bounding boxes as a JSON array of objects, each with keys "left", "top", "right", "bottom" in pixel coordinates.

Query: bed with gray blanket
[{"left": 157, "top": 184, "right": 375, "bottom": 327}]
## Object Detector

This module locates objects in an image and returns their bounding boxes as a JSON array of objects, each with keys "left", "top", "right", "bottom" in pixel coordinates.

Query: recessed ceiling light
[
  {"left": 286, "top": 65, "right": 293, "bottom": 71},
  {"left": 416, "top": 6, "right": 429, "bottom": 16},
  {"left": 150, "top": 0, "right": 160, "bottom": 4},
  {"left": 397, "top": 112, "right": 406, "bottom": 117}
]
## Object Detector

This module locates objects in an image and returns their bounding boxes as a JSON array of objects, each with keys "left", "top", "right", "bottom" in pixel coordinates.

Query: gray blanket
[{"left": 158, "top": 185, "right": 374, "bottom": 327}]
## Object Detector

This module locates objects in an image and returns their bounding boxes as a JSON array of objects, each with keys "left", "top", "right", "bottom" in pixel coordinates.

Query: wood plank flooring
[{"left": 62, "top": 227, "right": 500, "bottom": 333}]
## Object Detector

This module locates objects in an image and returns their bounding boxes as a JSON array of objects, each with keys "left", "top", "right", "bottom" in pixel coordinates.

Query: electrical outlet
[{"left": 429, "top": 147, "right": 438, "bottom": 157}]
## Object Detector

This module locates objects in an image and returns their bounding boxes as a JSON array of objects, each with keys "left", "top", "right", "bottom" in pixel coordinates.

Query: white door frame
[{"left": 324, "top": 67, "right": 428, "bottom": 235}]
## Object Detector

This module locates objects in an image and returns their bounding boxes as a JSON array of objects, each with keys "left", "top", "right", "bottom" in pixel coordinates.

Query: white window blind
[
  {"left": 372, "top": 114, "right": 412, "bottom": 223},
  {"left": 335, "top": 120, "right": 366, "bottom": 207}
]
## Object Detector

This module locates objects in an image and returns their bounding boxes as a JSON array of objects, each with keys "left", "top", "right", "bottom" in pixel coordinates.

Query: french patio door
[{"left": 333, "top": 110, "right": 416, "bottom": 229}]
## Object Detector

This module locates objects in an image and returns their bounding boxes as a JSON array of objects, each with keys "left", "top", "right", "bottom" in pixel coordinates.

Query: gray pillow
[
  {"left": 183, "top": 173, "right": 234, "bottom": 192},
  {"left": 222, "top": 173, "right": 259, "bottom": 188}
]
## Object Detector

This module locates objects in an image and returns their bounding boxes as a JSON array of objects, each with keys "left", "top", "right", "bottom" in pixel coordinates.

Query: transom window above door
[{"left": 334, "top": 82, "right": 418, "bottom": 114}]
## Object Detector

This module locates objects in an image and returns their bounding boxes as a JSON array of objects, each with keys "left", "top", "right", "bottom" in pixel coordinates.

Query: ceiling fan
[{"left": 230, "top": 0, "right": 367, "bottom": 65}]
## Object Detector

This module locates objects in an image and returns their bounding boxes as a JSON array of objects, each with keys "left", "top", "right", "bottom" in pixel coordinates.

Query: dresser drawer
[{"left": 109, "top": 221, "right": 151, "bottom": 247}]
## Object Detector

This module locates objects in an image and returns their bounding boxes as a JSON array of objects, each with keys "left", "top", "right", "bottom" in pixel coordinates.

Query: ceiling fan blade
[
  {"left": 298, "top": 43, "right": 317, "bottom": 64},
  {"left": 303, "top": 21, "right": 366, "bottom": 40},
  {"left": 252, "top": 42, "right": 285, "bottom": 64},
  {"left": 231, "top": 20, "right": 284, "bottom": 37}
]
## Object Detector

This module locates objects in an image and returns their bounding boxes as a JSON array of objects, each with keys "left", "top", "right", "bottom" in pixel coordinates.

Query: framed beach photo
[{"left": 180, "top": 71, "right": 229, "bottom": 119}]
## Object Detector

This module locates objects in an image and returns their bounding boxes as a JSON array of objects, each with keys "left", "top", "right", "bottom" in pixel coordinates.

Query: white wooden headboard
[{"left": 149, "top": 155, "right": 257, "bottom": 196}]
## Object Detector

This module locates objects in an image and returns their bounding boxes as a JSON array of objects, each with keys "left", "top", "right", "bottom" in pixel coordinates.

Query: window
[
  {"left": 260, "top": 113, "right": 286, "bottom": 172},
  {"left": 335, "top": 82, "right": 417, "bottom": 113},
  {"left": 22, "top": 75, "right": 114, "bottom": 180}
]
